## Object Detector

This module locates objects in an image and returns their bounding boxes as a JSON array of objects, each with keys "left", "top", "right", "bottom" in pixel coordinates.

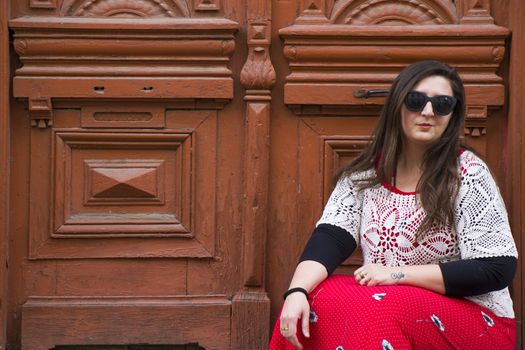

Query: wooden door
[
  {"left": 3, "top": 0, "right": 525, "bottom": 349},
  {"left": 5, "top": 1, "right": 271, "bottom": 349},
  {"left": 267, "top": 0, "right": 525, "bottom": 348}
]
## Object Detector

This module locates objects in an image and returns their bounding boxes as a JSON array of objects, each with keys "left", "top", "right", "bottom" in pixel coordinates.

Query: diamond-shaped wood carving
[
  {"left": 28, "top": 109, "right": 218, "bottom": 259},
  {"left": 92, "top": 168, "right": 157, "bottom": 198},
  {"left": 56, "top": 133, "right": 187, "bottom": 234},
  {"left": 86, "top": 161, "right": 163, "bottom": 204}
]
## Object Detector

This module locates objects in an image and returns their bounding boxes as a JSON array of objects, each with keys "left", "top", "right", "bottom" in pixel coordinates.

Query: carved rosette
[{"left": 64, "top": 0, "right": 191, "bottom": 17}]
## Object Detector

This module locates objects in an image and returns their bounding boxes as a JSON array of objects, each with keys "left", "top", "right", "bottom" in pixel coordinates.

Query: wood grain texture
[
  {"left": 21, "top": 296, "right": 231, "bottom": 350},
  {"left": 0, "top": 0, "right": 9, "bottom": 348},
  {"left": 231, "top": 292, "right": 270, "bottom": 350}
]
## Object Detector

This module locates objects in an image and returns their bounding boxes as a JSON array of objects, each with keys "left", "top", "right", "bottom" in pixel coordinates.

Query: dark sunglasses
[{"left": 404, "top": 91, "right": 457, "bottom": 116}]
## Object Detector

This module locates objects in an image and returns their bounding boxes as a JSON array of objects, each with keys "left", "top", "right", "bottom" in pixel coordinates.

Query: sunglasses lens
[
  {"left": 433, "top": 96, "right": 456, "bottom": 116},
  {"left": 405, "top": 91, "right": 427, "bottom": 112},
  {"left": 404, "top": 91, "right": 457, "bottom": 116}
]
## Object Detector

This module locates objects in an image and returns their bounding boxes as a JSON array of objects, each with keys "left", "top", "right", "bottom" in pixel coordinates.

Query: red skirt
[{"left": 269, "top": 275, "right": 515, "bottom": 350}]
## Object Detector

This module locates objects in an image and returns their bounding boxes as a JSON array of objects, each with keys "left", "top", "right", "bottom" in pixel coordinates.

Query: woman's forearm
[
  {"left": 395, "top": 264, "right": 445, "bottom": 294},
  {"left": 288, "top": 260, "right": 329, "bottom": 293}
]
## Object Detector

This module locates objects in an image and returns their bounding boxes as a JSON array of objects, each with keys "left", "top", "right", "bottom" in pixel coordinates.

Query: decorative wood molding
[
  {"left": 64, "top": 0, "right": 191, "bottom": 17},
  {"left": 29, "top": 97, "right": 53, "bottom": 128},
  {"left": 280, "top": 25, "right": 508, "bottom": 115},
  {"left": 194, "top": 0, "right": 221, "bottom": 12},
  {"left": 10, "top": 17, "right": 238, "bottom": 103},
  {"left": 240, "top": 21, "right": 276, "bottom": 91},
  {"left": 22, "top": 296, "right": 231, "bottom": 350},
  {"left": 28, "top": 109, "right": 217, "bottom": 259},
  {"left": 464, "top": 105, "right": 487, "bottom": 137},
  {"left": 458, "top": 0, "right": 494, "bottom": 25},
  {"left": 330, "top": 0, "right": 459, "bottom": 24},
  {"left": 240, "top": 18, "right": 275, "bottom": 289},
  {"left": 295, "top": 0, "right": 331, "bottom": 24},
  {"left": 30, "top": 0, "right": 57, "bottom": 9}
]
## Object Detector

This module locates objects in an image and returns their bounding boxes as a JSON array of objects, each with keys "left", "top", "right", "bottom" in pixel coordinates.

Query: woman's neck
[{"left": 394, "top": 145, "right": 426, "bottom": 192}]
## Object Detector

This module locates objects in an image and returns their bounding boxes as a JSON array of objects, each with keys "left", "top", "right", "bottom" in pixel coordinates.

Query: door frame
[
  {"left": 0, "top": 0, "right": 10, "bottom": 348},
  {"left": 508, "top": 0, "right": 525, "bottom": 345}
]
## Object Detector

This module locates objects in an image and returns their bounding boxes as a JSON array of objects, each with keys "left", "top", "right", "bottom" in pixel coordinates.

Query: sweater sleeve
[
  {"left": 299, "top": 224, "right": 358, "bottom": 275},
  {"left": 439, "top": 256, "right": 517, "bottom": 296},
  {"left": 454, "top": 152, "right": 518, "bottom": 260},
  {"left": 315, "top": 175, "right": 363, "bottom": 246},
  {"left": 447, "top": 152, "right": 518, "bottom": 296}
]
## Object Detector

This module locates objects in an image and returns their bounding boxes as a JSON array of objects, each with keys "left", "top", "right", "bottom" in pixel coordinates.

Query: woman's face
[{"left": 400, "top": 75, "right": 454, "bottom": 149}]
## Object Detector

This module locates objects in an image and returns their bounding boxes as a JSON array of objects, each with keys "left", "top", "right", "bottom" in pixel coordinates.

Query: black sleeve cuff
[
  {"left": 299, "top": 223, "right": 357, "bottom": 275},
  {"left": 439, "top": 256, "right": 517, "bottom": 297}
]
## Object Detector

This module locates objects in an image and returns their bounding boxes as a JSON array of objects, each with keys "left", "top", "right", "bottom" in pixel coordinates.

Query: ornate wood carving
[
  {"left": 28, "top": 109, "right": 217, "bottom": 259},
  {"left": 29, "top": 98, "right": 53, "bottom": 128},
  {"left": 295, "top": 0, "right": 331, "bottom": 24},
  {"left": 240, "top": 21, "right": 276, "bottom": 92},
  {"left": 54, "top": 132, "right": 191, "bottom": 235},
  {"left": 458, "top": 0, "right": 494, "bottom": 24},
  {"left": 280, "top": 25, "right": 508, "bottom": 118},
  {"left": 464, "top": 105, "right": 487, "bottom": 137},
  {"left": 10, "top": 17, "right": 238, "bottom": 103},
  {"left": 240, "top": 18, "right": 275, "bottom": 288},
  {"left": 64, "top": 0, "right": 191, "bottom": 17},
  {"left": 331, "top": 0, "right": 459, "bottom": 24},
  {"left": 30, "top": 0, "right": 57, "bottom": 9}
]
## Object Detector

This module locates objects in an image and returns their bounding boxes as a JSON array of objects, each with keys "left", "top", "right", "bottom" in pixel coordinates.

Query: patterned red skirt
[{"left": 269, "top": 275, "right": 515, "bottom": 350}]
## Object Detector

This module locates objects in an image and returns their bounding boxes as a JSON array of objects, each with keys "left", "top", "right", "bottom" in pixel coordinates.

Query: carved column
[{"left": 231, "top": 3, "right": 276, "bottom": 348}]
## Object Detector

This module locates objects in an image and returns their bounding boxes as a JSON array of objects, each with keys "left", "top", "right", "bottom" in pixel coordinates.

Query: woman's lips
[{"left": 417, "top": 123, "right": 432, "bottom": 129}]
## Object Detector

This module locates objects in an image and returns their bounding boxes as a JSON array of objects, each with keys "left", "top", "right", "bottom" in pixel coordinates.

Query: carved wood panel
[{"left": 29, "top": 107, "right": 216, "bottom": 259}]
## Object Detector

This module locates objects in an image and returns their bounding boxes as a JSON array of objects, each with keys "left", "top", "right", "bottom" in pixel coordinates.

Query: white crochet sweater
[{"left": 317, "top": 150, "right": 518, "bottom": 318}]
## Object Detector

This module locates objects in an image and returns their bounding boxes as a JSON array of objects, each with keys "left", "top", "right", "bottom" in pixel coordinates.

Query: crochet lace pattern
[{"left": 317, "top": 150, "right": 518, "bottom": 318}]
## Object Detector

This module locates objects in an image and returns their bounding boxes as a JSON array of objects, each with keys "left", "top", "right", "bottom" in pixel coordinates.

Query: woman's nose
[{"left": 421, "top": 101, "right": 434, "bottom": 116}]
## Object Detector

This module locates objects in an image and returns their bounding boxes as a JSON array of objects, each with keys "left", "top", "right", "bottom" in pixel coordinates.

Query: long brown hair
[{"left": 343, "top": 60, "right": 466, "bottom": 235}]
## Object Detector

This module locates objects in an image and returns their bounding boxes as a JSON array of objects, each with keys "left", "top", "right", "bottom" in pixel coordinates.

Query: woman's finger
[{"left": 301, "top": 308, "right": 310, "bottom": 338}]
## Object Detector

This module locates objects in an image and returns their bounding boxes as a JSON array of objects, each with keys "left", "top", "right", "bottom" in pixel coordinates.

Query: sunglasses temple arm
[{"left": 353, "top": 89, "right": 390, "bottom": 99}]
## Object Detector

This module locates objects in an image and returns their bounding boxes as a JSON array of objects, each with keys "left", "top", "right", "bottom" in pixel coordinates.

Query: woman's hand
[
  {"left": 354, "top": 263, "right": 405, "bottom": 286},
  {"left": 279, "top": 292, "right": 311, "bottom": 350}
]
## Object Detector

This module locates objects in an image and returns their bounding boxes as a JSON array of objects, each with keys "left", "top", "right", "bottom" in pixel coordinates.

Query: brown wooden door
[
  {"left": 5, "top": 1, "right": 270, "bottom": 349},
  {"left": 3, "top": 0, "right": 525, "bottom": 349},
  {"left": 267, "top": 0, "right": 525, "bottom": 348}
]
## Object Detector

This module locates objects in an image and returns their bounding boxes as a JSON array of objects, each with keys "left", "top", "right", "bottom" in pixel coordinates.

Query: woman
[{"left": 269, "top": 60, "right": 518, "bottom": 349}]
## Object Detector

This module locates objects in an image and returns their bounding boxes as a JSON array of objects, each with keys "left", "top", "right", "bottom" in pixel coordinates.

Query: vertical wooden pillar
[
  {"left": 508, "top": 0, "right": 525, "bottom": 346},
  {"left": 231, "top": 1, "right": 276, "bottom": 348},
  {"left": 0, "top": 0, "right": 10, "bottom": 348}
]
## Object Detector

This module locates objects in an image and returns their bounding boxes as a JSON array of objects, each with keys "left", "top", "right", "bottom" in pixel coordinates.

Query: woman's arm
[
  {"left": 354, "top": 256, "right": 517, "bottom": 296},
  {"left": 354, "top": 263, "right": 445, "bottom": 294},
  {"left": 280, "top": 260, "right": 328, "bottom": 350}
]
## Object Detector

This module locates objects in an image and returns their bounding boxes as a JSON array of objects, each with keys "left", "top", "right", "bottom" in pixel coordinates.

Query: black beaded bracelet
[{"left": 283, "top": 287, "right": 309, "bottom": 300}]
